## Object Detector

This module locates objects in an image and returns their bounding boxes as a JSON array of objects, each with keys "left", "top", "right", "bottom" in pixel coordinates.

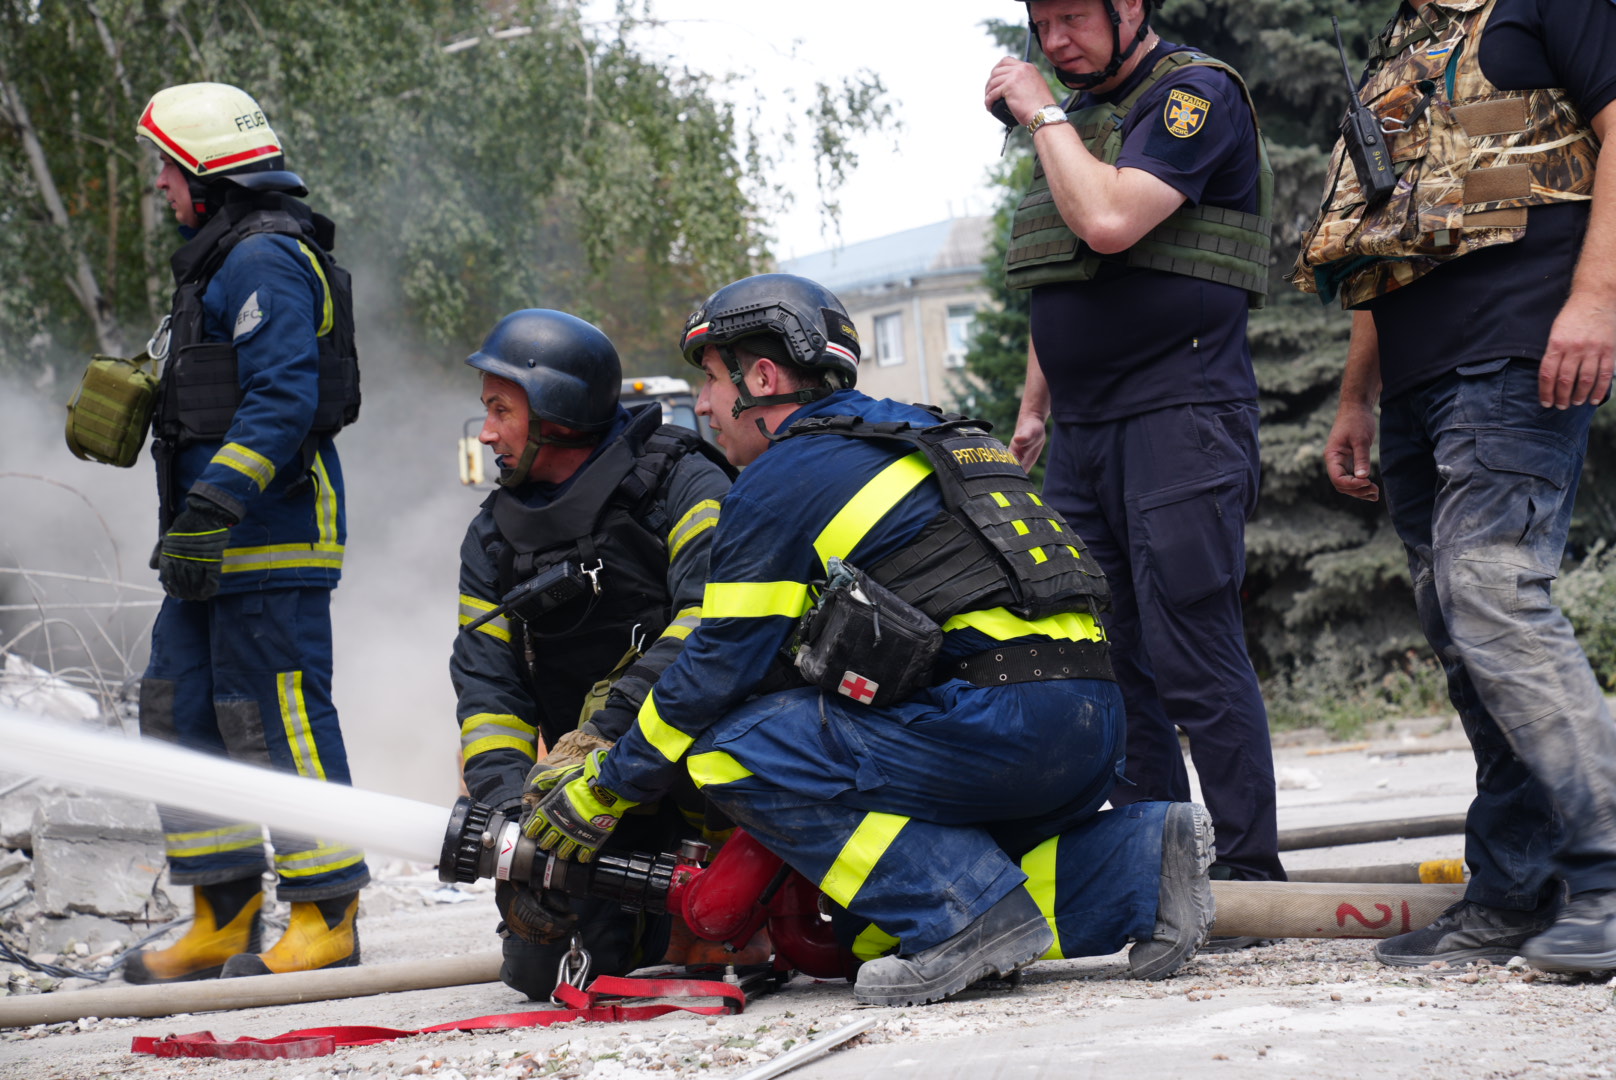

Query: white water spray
[{"left": 1, "top": 705, "right": 449, "bottom": 865}]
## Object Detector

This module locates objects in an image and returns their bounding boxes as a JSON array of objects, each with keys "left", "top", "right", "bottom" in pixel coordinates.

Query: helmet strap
[
  {"left": 720, "top": 344, "right": 830, "bottom": 421},
  {"left": 1045, "top": 0, "right": 1151, "bottom": 91},
  {"left": 494, "top": 417, "right": 599, "bottom": 488}
]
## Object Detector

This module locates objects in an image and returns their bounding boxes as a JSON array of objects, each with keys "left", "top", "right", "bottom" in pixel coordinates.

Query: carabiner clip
[{"left": 581, "top": 559, "right": 604, "bottom": 595}]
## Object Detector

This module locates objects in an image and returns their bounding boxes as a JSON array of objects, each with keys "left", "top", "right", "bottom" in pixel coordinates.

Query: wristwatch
[{"left": 1027, "top": 104, "right": 1069, "bottom": 135}]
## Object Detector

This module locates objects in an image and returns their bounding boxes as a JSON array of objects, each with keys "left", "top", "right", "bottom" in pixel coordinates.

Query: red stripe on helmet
[
  {"left": 203, "top": 143, "right": 282, "bottom": 171},
  {"left": 682, "top": 323, "right": 711, "bottom": 347},
  {"left": 825, "top": 342, "right": 858, "bottom": 366},
  {"left": 138, "top": 103, "right": 200, "bottom": 170}
]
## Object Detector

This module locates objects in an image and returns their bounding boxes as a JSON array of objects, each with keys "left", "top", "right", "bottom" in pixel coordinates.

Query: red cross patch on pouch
[
  {"left": 1164, "top": 88, "right": 1211, "bottom": 138},
  {"left": 838, "top": 672, "right": 878, "bottom": 703}
]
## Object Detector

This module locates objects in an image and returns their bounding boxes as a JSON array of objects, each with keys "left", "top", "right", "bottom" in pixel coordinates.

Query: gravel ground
[{"left": 6, "top": 725, "right": 1616, "bottom": 1080}]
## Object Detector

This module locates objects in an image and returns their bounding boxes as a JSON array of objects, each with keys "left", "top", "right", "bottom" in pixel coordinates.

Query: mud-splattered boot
[
  {"left": 219, "top": 893, "right": 361, "bottom": 977},
  {"left": 123, "top": 878, "right": 263, "bottom": 984}
]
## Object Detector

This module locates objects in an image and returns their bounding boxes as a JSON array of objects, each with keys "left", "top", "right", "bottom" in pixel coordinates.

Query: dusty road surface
[{"left": 5, "top": 721, "right": 1615, "bottom": 1080}]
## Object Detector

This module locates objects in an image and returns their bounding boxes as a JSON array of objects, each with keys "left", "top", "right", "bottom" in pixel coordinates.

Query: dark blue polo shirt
[
  {"left": 1367, "top": 0, "right": 1616, "bottom": 401},
  {"left": 1030, "top": 40, "right": 1262, "bottom": 424}
]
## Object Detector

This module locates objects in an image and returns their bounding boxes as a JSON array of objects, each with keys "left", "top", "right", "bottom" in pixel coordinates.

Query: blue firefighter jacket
[
  {"left": 161, "top": 230, "right": 345, "bottom": 593},
  {"left": 598, "top": 390, "right": 1109, "bottom": 804}
]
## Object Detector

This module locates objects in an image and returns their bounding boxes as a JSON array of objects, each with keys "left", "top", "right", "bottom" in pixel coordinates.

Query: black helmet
[
  {"left": 467, "top": 309, "right": 621, "bottom": 487},
  {"left": 1019, "top": 0, "right": 1154, "bottom": 91},
  {"left": 680, "top": 274, "right": 860, "bottom": 418},
  {"left": 467, "top": 309, "right": 621, "bottom": 431}
]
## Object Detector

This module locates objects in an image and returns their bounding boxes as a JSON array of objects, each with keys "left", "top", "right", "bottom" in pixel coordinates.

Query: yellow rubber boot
[
  {"left": 123, "top": 879, "right": 263, "bottom": 984},
  {"left": 220, "top": 893, "right": 361, "bottom": 977}
]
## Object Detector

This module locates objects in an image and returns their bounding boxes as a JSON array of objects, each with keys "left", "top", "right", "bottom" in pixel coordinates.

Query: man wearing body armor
[
  {"left": 451, "top": 309, "right": 734, "bottom": 999},
  {"left": 983, "top": 0, "right": 1285, "bottom": 892},
  {"left": 521, "top": 274, "right": 1218, "bottom": 1006},
  {"left": 125, "top": 83, "right": 368, "bottom": 983},
  {"left": 1302, "top": 0, "right": 1616, "bottom": 973}
]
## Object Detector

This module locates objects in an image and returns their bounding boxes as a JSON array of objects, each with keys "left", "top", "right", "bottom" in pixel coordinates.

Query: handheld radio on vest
[
  {"left": 1332, "top": 16, "right": 1397, "bottom": 206},
  {"left": 992, "top": 25, "right": 1036, "bottom": 156}
]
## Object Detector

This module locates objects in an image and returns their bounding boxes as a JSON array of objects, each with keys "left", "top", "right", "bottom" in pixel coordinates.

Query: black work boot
[
  {"left": 853, "top": 886, "right": 1052, "bottom": 1007},
  {"left": 1129, "top": 802, "right": 1217, "bottom": 980},
  {"left": 1374, "top": 899, "right": 1555, "bottom": 968},
  {"left": 1522, "top": 890, "right": 1616, "bottom": 974}
]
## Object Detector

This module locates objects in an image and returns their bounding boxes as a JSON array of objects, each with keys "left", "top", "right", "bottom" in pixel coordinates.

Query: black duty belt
[{"left": 937, "top": 640, "right": 1114, "bottom": 686}]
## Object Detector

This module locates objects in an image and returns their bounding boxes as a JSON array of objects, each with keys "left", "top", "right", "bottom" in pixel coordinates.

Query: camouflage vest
[
  {"left": 1292, "top": 0, "right": 1599, "bottom": 308},
  {"left": 1004, "top": 50, "right": 1274, "bottom": 308}
]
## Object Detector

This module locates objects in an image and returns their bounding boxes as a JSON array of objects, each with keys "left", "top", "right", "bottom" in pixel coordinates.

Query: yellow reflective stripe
[
  {"left": 991, "top": 492, "right": 1011, "bottom": 508},
  {"left": 458, "top": 594, "right": 512, "bottom": 643},
  {"left": 296, "top": 240, "right": 335, "bottom": 337},
  {"left": 851, "top": 922, "right": 901, "bottom": 962},
  {"left": 274, "top": 841, "right": 365, "bottom": 878},
  {"left": 463, "top": 734, "right": 537, "bottom": 760},
  {"left": 1028, "top": 493, "right": 1044, "bottom": 506},
  {"left": 1020, "top": 836, "right": 1063, "bottom": 960},
  {"left": 460, "top": 712, "right": 536, "bottom": 741},
  {"left": 460, "top": 713, "right": 537, "bottom": 760},
  {"left": 668, "top": 499, "right": 721, "bottom": 562},
  {"left": 312, "top": 451, "right": 338, "bottom": 545},
  {"left": 1012, "top": 520, "right": 1030, "bottom": 536},
  {"left": 941, "top": 607, "right": 1106, "bottom": 643},
  {"left": 659, "top": 605, "right": 702, "bottom": 642},
  {"left": 277, "top": 671, "right": 327, "bottom": 780},
  {"left": 687, "top": 751, "right": 754, "bottom": 789},
  {"left": 213, "top": 441, "right": 277, "bottom": 491},
  {"left": 637, "top": 690, "right": 694, "bottom": 763},
  {"left": 819, "top": 812, "right": 908, "bottom": 907},
  {"left": 1031, "top": 547, "right": 1048, "bottom": 564},
  {"left": 165, "top": 824, "right": 263, "bottom": 858},
  {"left": 812, "top": 452, "right": 933, "bottom": 569},
  {"left": 221, "top": 543, "right": 345, "bottom": 573},
  {"left": 702, "top": 580, "right": 811, "bottom": 620}
]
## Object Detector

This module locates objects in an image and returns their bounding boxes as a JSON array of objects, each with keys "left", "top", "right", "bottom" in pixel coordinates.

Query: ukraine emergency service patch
[{"left": 1164, "top": 88, "right": 1211, "bottom": 138}]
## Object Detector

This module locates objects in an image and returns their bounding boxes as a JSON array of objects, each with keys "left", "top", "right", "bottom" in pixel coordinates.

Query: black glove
[
  {"left": 494, "top": 879, "right": 577, "bottom": 944},
  {"left": 158, "top": 496, "right": 236, "bottom": 602}
]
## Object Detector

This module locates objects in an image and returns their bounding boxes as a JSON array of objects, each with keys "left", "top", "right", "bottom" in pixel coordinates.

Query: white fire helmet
[{"left": 135, "top": 82, "right": 282, "bottom": 177}]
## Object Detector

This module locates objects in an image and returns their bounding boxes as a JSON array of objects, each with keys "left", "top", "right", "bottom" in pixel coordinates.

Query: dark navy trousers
[{"left": 1045, "top": 401, "right": 1284, "bottom": 881}]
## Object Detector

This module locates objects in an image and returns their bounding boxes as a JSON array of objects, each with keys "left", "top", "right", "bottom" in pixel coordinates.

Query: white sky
[{"left": 583, "top": 0, "right": 1020, "bottom": 260}]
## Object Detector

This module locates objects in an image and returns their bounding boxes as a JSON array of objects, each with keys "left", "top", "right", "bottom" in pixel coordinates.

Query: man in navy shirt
[
  {"left": 985, "top": 0, "right": 1284, "bottom": 892},
  {"left": 1308, "top": 0, "right": 1616, "bottom": 973}
]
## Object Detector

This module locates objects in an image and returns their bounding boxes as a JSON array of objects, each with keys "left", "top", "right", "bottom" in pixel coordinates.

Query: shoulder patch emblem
[
  {"left": 233, "top": 291, "right": 265, "bottom": 340},
  {"left": 1164, "top": 88, "right": 1211, "bottom": 139}
]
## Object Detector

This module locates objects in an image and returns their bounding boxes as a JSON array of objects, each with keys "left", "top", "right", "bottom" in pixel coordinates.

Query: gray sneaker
[
  {"left": 1129, "top": 802, "right": 1216, "bottom": 980},
  {"left": 853, "top": 887, "right": 1052, "bottom": 1006},
  {"left": 1522, "top": 890, "right": 1616, "bottom": 974},
  {"left": 1374, "top": 899, "right": 1555, "bottom": 968}
]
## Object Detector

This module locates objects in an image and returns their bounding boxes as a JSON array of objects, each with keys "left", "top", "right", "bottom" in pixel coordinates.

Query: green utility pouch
[{"left": 65, "top": 354, "right": 158, "bottom": 467}]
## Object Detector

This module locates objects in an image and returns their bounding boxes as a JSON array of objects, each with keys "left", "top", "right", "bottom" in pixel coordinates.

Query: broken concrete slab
[
  {"left": 26, "top": 913, "right": 129, "bottom": 957},
  {"left": 31, "top": 797, "right": 165, "bottom": 918},
  {"left": 0, "top": 779, "right": 70, "bottom": 849}
]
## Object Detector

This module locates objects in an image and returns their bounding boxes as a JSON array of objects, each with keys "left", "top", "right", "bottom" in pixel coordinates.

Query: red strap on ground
[{"left": 129, "top": 974, "right": 746, "bottom": 1059}]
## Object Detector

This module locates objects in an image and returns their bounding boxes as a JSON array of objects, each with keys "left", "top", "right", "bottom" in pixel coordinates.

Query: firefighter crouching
[{"left": 521, "top": 274, "right": 1219, "bottom": 1006}]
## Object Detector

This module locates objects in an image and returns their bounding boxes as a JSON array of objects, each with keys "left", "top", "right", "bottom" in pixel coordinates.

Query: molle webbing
[{"left": 1004, "top": 50, "right": 1273, "bottom": 304}]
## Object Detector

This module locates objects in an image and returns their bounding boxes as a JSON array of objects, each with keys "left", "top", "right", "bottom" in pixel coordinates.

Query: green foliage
[
  {"left": 961, "top": 0, "right": 1616, "bottom": 726},
  {"left": 0, "top": 1, "right": 889, "bottom": 376}
]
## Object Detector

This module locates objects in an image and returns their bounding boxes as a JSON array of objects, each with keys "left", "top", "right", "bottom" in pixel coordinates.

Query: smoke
[{"left": 0, "top": 325, "right": 489, "bottom": 808}]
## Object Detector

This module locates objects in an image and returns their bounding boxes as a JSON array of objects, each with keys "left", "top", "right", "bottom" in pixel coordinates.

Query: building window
[
  {"left": 874, "top": 312, "right": 904, "bottom": 367},
  {"left": 944, "top": 304, "right": 977, "bottom": 369}
]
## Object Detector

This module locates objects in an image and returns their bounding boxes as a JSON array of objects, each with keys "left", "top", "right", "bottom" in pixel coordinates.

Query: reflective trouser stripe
[
  {"left": 687, "top": 750, "right": 753, "bottom": 788},
  {"left": 461, "top": 712, "right": 538, "bottom": 761},
  {"left": 275, "top": 840, "right": 365, "bottom": 878},
  {"left": 211, "top": 441, "right": 277, "bottom": 491},
  {"left": 1020, "top": 835, "right": 1063, "bottom": 960},
  {"left": 702, "top": 580, "right": 811, "bottom": 620},
  {"left": 277, "top": 671, "right": 327, "bottom": 779},
  {"left": 668, "top": 499, "right": 721, "bottom": 561},
  {"left": 221, "top": 543, "right": 345, "bottom": 573},
  {"left": 165, "top": 824, "right": 264, "bottom": 859},
  {"left": 941, "top": 606, "right": 1106, "bottom": 643},
  {"left": 851, "top": 922, "right": 902, "bottom": 962},
  {"left": 819, "top": 812, "right": 908, "bottom": 908},
  {"left": 458, "top": 594, "right": 511, "bottom": 642},
  {"left": 812, "top": 452, "right": 933, "bottom": 570},
  {"left": 636, "top": 690, "right": 694, "bottom": 763}
]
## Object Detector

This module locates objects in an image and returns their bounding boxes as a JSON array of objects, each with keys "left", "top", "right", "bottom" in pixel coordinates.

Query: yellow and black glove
[
  {"left": 523, "top": 749, "right": 636, "bottom": 863},
  {"left": 158, "top": 495, "right": 236, "bottom": 602}
]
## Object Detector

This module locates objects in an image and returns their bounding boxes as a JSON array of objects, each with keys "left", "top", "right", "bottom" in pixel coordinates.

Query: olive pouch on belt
[
  {"left": 792, "top": 558, "right": 942, "bottom": 708},
  {"left": 64, "top": 354, "right": 159, "bottom": 468}
]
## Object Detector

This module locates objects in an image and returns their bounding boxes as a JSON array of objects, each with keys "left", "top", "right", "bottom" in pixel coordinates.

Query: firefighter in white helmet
[{"left": 123, "top": 82, "right": 368, "bottom": 984}]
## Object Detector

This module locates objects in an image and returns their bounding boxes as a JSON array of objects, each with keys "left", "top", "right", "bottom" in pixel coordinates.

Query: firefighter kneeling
[{"left": 526, "top": 274, "right": 1218, "bottom": 1005}]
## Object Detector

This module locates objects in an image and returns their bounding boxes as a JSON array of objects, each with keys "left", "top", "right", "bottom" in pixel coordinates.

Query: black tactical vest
[
  {"left": 152, "top": 194, "right": 360, "bottom": 447},
  {"left": 777, "top": 410, "right": 1110, "bottom": 622},
  {"left": 490, "top": 407, "right": 731, "bottom": 748}
]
